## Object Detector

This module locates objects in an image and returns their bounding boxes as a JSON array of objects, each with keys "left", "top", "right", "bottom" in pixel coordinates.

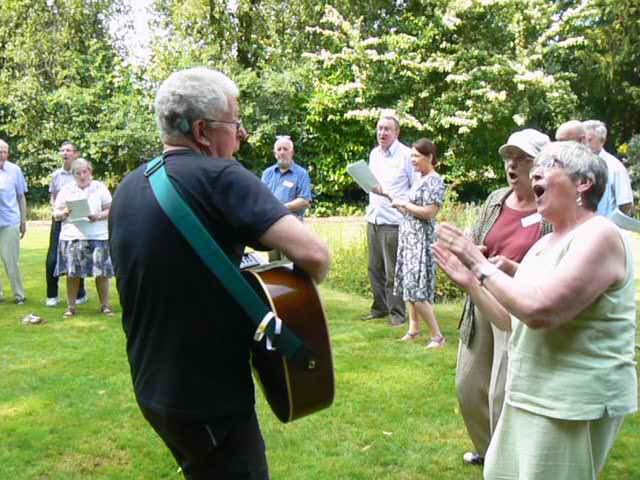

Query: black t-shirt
[{"left": 109, "top": 150, "right": 289, "bottom": 419}]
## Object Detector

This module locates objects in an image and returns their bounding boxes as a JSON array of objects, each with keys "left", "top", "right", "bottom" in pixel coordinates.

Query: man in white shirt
[
  {"left": 45, "top": 141, "right": 87, "bottom": 306},
  {"left": 363, "top": 116, "right": 414, "bottom": 326},
  {"left": 583, "top": 120, "right": 633, "bottom": 217},
  {"left": 0, "top": 139, "right": 27, "bottom": 304}
]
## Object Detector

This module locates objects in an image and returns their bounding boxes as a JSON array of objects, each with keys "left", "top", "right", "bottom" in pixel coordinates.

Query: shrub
[
  {"left": 27, "top": 201, "right": 53, "bottom": 221},
  {"left": 309, "top": 199, "right": 366, "bottom": 218},
  {"left": 623, "top": 134, "right": 640, "bottom": 214}
]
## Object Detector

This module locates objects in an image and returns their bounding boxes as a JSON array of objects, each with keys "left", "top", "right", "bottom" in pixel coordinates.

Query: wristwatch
[{"left": 477, "top": 262, "right": 499, "bottom": 287}]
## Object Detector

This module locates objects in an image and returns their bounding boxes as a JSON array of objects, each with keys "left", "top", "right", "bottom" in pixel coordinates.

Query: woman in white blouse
[{"left": 53, "top": 158, "right": 114, "bottom": 318}]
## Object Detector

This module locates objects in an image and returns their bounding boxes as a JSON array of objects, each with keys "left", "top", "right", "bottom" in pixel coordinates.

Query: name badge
[
  {"left": 521, "top": 212, "right": 542, "bottom": 228},
  {"left": 282, "top": 180, "right": 294, "bottom": 188}
]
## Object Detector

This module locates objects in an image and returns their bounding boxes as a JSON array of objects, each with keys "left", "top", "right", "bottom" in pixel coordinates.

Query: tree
[{"left": 0, "top": 0, "right": 154, "bottom": 196}]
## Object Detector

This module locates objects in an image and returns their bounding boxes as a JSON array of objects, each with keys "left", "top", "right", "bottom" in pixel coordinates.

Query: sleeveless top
[{"left": 506, "top": 221, "right": 638, "bottom": 420}]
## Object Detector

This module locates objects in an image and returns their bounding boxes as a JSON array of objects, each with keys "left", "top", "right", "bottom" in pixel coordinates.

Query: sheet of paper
[
  {"left": 610, "top": 209, "right": 640, "bottom": 233},
  {"left": 347, "top": 160, "right": 380, "bottom": 194},
  {"left": 66, "top": 197, "right": 91, "bottom": 222}
]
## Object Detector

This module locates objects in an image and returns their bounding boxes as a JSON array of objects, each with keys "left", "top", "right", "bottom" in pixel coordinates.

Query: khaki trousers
[
  {"left": 455, "top": 306, "right": 509, "bottom": 456},
  {"left": 0, "top": 223, "right": 25, "bottom": 300}
]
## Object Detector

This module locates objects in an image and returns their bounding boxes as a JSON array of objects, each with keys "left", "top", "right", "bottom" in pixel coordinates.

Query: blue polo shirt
[
  {"left": 261, "top": 163, "right": 312, "bottom": 219},
  {"left": 0, "top": 161, "right": 27, "bottom": 227}
]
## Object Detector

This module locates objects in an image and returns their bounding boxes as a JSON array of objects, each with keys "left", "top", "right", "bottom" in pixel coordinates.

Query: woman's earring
[{"left": 576, "top": 194, "right": 583, "bottom": 207}]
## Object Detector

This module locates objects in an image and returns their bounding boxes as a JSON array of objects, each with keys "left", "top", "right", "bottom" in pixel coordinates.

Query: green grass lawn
[{"left": 0, "top": 224, "right": 638, "bottom": 479}]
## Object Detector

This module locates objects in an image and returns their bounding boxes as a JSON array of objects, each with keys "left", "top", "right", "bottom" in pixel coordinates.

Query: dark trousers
[
  {"left": 366, "top": 222, "right": 406, "bottom": 322},
  {"left": 141, "top": 406, "right": 269, "bottom": 480},
  {"left": 46, "top": 219, "right": 85, "bottom": 299}
]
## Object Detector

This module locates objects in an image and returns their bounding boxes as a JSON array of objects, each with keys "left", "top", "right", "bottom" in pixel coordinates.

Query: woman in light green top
[{"left": 433, "top": 141, "right": 637, "bottom": 480}]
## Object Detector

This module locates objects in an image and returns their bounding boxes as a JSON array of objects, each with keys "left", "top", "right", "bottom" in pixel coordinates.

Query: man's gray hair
[
  {"left": 71, "top": 158, "right": 93, "bottom": 173},
  {"left": 535, "top": 141, "right": 608, "bottom": 212},
  {"left": 378, "top": 115, "right": 400, "bottom": 131},
  {"left": 274, "top": 135, "right": 294, "bottom": 150},
  {"left": 155, "top": 67, "right": 240, "bottom": 144},
  {"left": 0, "top": 139, "right": 8, "bottom": 149},
  {"left": 582, "top": 120, "right": 608, "bottom": 143},
  {"left": 555, "top": 120, "right": 585, "bottom": 142}
]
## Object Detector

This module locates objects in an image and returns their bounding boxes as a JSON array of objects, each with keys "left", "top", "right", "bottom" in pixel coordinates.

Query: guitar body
[{"left": 242, "top": 264, "right": 335, "bottom": 423}]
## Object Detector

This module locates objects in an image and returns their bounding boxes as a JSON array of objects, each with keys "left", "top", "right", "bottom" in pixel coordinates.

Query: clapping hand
[
  {"left": 431, "top": 241, "right": 475, "bottom": 289},
  {"left": 489, "top": 255, "right": 519, "bottom": 276}
]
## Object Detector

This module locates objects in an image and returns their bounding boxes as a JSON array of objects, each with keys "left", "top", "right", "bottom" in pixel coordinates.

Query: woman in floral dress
[{"left": 392, "top": 138, "right": 446, "bottom": 348}]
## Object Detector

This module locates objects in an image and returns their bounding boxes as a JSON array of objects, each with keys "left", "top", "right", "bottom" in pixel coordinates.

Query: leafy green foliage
[
  {"left": 0, "top": 0, "right": 638, "bottom": 206},
  {"left": 622, "top": 134, "right": 640, "bottom": 209}
]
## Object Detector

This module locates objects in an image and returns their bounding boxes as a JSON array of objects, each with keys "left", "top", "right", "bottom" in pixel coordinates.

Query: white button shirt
[{"left": 366, "top": 140, "right": 415, "bottom": 225}]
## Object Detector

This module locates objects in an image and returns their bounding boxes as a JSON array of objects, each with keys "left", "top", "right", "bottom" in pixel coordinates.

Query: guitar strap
[{"left": 144, "top": 155, "right": 304, "bottom": 361}]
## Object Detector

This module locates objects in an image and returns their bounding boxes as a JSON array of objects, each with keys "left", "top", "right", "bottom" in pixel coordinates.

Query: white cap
[{"left": 498, "top": 129, "right": 550, "bottom": 159}]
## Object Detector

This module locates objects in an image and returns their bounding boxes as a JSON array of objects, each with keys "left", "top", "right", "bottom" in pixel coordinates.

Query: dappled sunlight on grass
[
  {"left": 0, "top": 224, "right": 637, "bottom": 479},
  {"left": 0, "top": 398, "right": 46, "bottom": 419}
]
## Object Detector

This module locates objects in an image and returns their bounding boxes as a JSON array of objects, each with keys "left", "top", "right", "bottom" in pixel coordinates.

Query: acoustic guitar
[{"left": 242, "top": 263, "right": 335, "bottom": 423}]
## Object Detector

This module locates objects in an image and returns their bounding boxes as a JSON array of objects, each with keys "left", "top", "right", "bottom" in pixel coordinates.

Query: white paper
[
  {"left": 609, "top": 209, "right": 640, "bottom": 233},
  {"left": 347, "top": 160, "right": 380, "bottom": 194},
  {"left": 66, "top": 198, "right": 91, "bottom": 222}
]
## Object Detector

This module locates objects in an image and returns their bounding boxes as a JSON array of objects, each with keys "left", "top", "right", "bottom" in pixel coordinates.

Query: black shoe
[
  {"left": 463, "top": 452, "right": 484, "bottom": 466},
  {"left": 361, "top": 312, "right": 386, "bottom": 321}
]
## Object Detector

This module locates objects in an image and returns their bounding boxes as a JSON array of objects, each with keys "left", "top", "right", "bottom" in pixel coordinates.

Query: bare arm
[
  {"left": 259, "top": 215, "right": 330, "bottom": 284},
  {"left": 285, "top": 197, "right": 310, "bottom": 213},
  {"left": 391, "top": 198, "right": 439, "bottom": 221},
  {"left": 18, "top": 194, "right": 26, "bottom": 238},
  {"left": 432, "top": 242, "right": 512, "bottom": 331},
  {"left": 439, "top": 219, "right": 626, "bottom": 330}
]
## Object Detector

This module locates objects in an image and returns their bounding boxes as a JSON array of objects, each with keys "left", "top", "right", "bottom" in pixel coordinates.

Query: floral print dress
[{"left": 394, "top": 173, "right": 446, "bottom": 303}]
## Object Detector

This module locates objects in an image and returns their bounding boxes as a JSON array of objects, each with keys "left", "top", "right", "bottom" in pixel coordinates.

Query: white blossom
[{"left": 512, "top": 114, "right": 526, "bottom": 126}]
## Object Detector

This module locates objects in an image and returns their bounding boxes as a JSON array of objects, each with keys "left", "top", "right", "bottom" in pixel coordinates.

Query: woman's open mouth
[
  {"left": 508, "top": 171, "right": 518, "bottom": 181},
  {"left": 533, "top": 184, "right": 546, "bottom": 198}
]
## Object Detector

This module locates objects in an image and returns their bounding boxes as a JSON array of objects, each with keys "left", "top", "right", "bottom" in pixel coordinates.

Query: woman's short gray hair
[
  {"left": 535, "top": 141, "right": 608, "bottom": 212},
  {"left": 71, "top": 158, "right": 92, "bottom": 173},
  {"left": 154, "top": 67, "right": 240, "bottom": 144}
]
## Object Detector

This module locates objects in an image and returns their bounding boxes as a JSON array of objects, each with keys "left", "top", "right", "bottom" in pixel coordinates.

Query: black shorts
[{"left": 140, "top": 406, "right": 269, "bottom": 480}]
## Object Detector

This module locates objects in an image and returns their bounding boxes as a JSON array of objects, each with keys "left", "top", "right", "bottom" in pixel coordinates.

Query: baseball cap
[{"left": 498, "top": 129, "right": 550, "bottom": 159}]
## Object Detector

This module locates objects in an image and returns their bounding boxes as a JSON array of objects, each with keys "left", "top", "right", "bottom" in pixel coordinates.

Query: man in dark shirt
[{"left": 110, "top": 67, "right": 330, "bottom": 479}]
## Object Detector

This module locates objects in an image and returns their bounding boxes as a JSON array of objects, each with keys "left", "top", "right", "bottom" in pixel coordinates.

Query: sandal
[
  {"left": 63, "top": 307, "right": 76, "bottom": 319},
  {"left": 399, "top": 331, "right": 421, "bottom": 341},
  {"left": 425, "top": 335, "right": 446, "bottom": 349},
  {"left": 100, "top": 305, "right": 114, "bottom": 316}
]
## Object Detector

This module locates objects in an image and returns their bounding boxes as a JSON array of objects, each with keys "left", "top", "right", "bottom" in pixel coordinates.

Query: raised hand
[
  {"left": 432, "top": 242, "right": 476, "bottom": 290},
  {"left": 488, "top": 255, "right": 519, "bottom": 277},
  {"left": 436, "top": 223, "right": 486, "bottom": 270}
]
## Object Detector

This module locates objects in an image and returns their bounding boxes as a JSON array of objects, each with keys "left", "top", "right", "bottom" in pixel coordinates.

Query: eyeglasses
[
  {"left": 204, "top": 119, "right": 243, "bottom": 134},
  {"left": 535, "top": 155, "right": 566, "bottom": 170}
]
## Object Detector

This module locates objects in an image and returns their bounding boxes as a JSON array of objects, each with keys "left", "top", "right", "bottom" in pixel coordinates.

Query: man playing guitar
[{"left": 110, "top": 67, "right": 330, "bottom": 479}]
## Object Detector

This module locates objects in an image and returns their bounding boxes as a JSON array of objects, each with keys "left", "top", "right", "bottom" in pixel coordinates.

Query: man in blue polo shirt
[
  {"left": 261, "top": 136, "right": 312, "bottom": 261},
  {"left": 0, "top": 139, "right": 27, "bottom": 304}
]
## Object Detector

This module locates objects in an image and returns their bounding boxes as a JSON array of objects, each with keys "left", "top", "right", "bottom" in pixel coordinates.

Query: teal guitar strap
[{"left": 144, "top": 156, "right": 304, "bottom": 360}]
